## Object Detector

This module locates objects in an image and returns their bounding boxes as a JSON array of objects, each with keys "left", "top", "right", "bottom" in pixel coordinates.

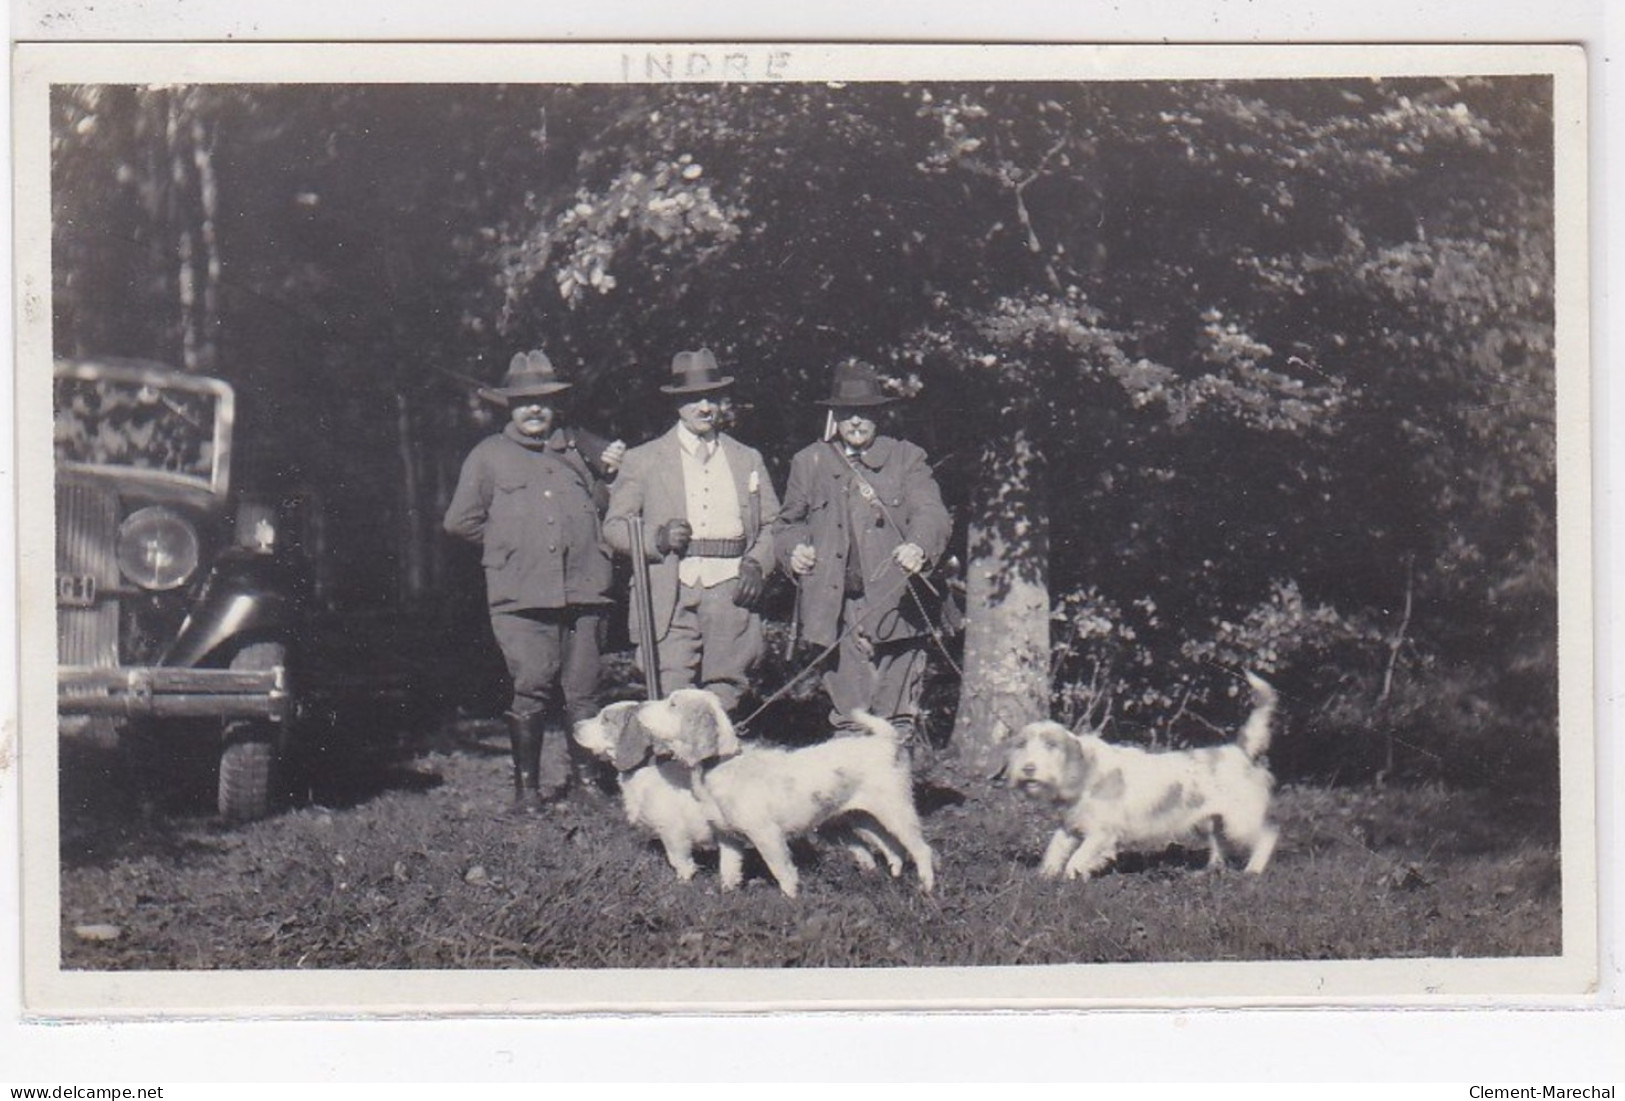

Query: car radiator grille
[{"left": 57, "top": 481, "right": 120, "bottom": 672}]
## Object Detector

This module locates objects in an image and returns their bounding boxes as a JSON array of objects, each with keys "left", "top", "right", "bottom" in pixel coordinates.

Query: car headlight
[{"left": 116, "top": 506, "right": 200, "bottom": 590}]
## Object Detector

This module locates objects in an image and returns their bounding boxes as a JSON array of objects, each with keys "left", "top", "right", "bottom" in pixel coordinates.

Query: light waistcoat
[{"left": 676, "top": 425, "right": 743, "bottom": 587}]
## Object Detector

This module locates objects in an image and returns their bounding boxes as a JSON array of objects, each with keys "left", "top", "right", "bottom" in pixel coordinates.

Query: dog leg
[
  {"left": 1220, "top": 797, "right": 1279, "bottom": 875},
  {"left": 907, "top": 835, "right": 937, "bottom": 894},
  {"left": 718, "top": 840, "right": 745, "bottom": 891},
  {"left": 1040, "top": 828, "right": 1083, "bottom": 879},
  {"left": 868, "top": 811, "right": 935, "bottom": 894},
  {"left": 1243, "top": 823, "right": 1279, "bottom": 874},
  {"left": 1062, "top": 834, "right": 1117, "bottom": 882},
  {"left": 843, "top": 839, "right": 880, "bottom": 873},
  {"left": 850, "top": 826, "right": 906, "bottom": 877},
  {"left": 742, "top": 827, "right": 801, "bottom": 898},
  {"left": 655, "top": 830, "right": 699, "bottom": 882},
  {"left": 1203, "top": 823, "right": 1226, "bottom": 873}
]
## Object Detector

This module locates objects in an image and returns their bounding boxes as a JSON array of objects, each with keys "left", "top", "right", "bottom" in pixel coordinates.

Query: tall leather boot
[
  {"left": 505, "top": 709, "right": 547, "bottom": 812},
  {"left": 536, "top": 719, "right": 573, "bottom": 801},
  {"left": 567, "top": 729, "right": 610, "bottom": 800},
  {"left": 556, "top": 705, "right": 604, "bottom": 800}
]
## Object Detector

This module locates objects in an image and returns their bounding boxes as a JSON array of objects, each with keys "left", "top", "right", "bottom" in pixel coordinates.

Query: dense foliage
[{"left": 50, "top": 76, "right": 1559, "bottom": 793}]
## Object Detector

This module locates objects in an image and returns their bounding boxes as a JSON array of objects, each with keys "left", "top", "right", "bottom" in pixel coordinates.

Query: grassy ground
[{"left": 57, "top": 715, "right": 1561, "bottom": 971}]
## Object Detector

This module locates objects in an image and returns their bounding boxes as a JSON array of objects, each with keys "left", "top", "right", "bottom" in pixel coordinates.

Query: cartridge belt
[{"left": 685, "top": 536, "right": 748, "bottom": 559}]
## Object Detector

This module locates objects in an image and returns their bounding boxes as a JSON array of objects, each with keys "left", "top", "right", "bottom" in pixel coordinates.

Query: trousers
[
  {"left": 823, "top": 596, "right": 930, "bottom": 736},
  {"left": 645, "top": 575, "right": 762, "bottom": 714},
  {"left": 492, "top": 607, "right": 607, "bottom": 791},
  {"left": 490, "top": 606, "right": 607, "bottom": 722}
]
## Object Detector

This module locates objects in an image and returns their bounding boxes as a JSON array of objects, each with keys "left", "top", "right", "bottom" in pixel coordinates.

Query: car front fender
[{"left": 161, "top": 553, "right": 295, "bottom": 668}]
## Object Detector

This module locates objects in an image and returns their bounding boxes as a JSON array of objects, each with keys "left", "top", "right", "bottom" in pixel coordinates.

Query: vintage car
[{"left": 54, "top": 357, "right": 307, "bottom": 822}]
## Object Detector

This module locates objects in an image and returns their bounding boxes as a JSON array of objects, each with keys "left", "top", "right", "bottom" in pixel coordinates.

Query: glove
[
  {"left": 599, "top": 439, "right": 627, "bottom": 474},
  {"left": 789, "top": 543, "right": 818, "bottom": 576},
  {"left": 733, "top": 558, "right": 766, "bottom": 609},
  {"left": 655, "top": 519, "right": 692, "bottom": 556},
  {"left": 893, "top": 542, "right": 927, "bottom": 574}
]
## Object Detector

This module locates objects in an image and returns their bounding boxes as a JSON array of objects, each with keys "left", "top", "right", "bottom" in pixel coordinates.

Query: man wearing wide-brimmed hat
[
  {"left": 775, "top": 358, "right": 952, "bottom": 742},
  {"left": 604, "top": 348, "right": 780, "bottom": 713},
  {"left": 445, "top": 349, "right": 627, "bottom": 809}
]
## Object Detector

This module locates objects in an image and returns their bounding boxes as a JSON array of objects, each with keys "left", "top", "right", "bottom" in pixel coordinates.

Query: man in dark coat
[
  {"left": 604, "top": 348, "right": 779, "bottom": 714},
  {"left": 444, "top": 349, "right": 625, "bottom": 809},
  {"left": 775, "top": 359, "right": 953, "bottom": 740}
]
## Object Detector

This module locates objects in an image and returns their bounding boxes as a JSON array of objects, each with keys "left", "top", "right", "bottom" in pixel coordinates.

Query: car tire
[{"left": 217, "top": 641, "right": 287, "bottom": 822}]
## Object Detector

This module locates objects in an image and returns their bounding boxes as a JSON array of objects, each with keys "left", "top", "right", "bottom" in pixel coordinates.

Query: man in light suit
[{"left": 605, "top": 349, "right": 780, "bottom": 714}]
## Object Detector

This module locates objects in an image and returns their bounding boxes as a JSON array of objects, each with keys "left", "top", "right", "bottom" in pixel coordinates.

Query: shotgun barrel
[{"left": 624, "top": 515, "right": 662, "bottom": 701}]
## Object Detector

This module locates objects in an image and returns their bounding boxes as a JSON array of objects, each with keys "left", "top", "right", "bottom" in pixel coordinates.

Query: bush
[{"left": 1046, "top": 577, "right": 1558, "bottom": 800}]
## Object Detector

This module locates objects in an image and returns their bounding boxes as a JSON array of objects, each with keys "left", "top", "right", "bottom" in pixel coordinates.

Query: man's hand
[
  {"left": 893, "top": 542, "right": 927, "bottom": 575},
  {"left": 789, "top": 543, "right": 818, "bottom": 576},
  {"left": 655, "top": 519, "right": 692, "bottom": 556},
  {"left": 599, "top": 439, "right": 627, "bottom": 474},
  {"left": 733, "top": 558, "right": 766, "bottom": 609}
]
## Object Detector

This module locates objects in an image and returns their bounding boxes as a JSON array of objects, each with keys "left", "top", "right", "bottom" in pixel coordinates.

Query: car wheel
[{"left": 217, "top": 641, "right": 287, "bottom": 822}]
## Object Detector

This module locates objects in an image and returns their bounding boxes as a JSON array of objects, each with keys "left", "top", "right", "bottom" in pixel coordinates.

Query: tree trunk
[
  {"left": 165, "top": 92, "right": 200, "bottom": 371},
  {"left": 190, "top": 109, "right": 222, "bottom": 373},
  {"left": 395, "top": 388, "right": 427, "bottom": 602},
  {"left": 951, "top": 428, "right": 1051, "bottom": 776},
  {"left": 427, "top": 408, "right": 459, "bottom": 594}
]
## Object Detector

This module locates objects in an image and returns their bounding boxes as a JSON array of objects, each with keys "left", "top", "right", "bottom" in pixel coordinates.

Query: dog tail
[
  {"left": 850, "top": 710, "right": 907, "bottom": 743},
  {"left": 1238, "top": 671, "right": 1277, "bottom": 760}
]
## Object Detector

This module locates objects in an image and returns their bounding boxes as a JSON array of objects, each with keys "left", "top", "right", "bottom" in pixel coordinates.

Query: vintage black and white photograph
[{"left": 12, "top": 42, "right": 1594, "bottom": 1013}]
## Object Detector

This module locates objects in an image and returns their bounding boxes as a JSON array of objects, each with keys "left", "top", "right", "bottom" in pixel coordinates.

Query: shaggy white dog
[
  {"left": 572, "top": 698, "right": 716, "bottom": 882},
  {"left": 574, "top": 689, "right": 935, "bottom": 897},
  {"left": 1003, "top": 671, "right": 1280, "bottom": 882}
]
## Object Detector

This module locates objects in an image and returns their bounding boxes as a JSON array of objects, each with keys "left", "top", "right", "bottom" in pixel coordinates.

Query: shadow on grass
[
  {"left": 915, "top": 777, "right": 968, "bottom": 816},
  {"left": 57, "top": 704, "right": 452, "bottom": 870}
]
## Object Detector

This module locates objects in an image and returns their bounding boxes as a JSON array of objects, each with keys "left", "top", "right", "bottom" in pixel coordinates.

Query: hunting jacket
[
  {"left": 775, "top": 435, "right": 952, "bottom": 647},
  {"left": 443, "top": 423, "right": 615, "bottom": 612}
]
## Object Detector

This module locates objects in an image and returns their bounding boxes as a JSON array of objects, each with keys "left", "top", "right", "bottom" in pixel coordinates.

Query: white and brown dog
[
  {"left": 581, "top": 688, "right": 936, "bottom": 898},
  {"left": 1003, "top": 671, "right": 1280, "bottom": 882},
  {"left": 571, "top": 695, "right": 722, "bottom": 883}
]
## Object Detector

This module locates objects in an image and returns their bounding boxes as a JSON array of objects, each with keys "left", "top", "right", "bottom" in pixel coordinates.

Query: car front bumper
[{"left": 58, "top": 664, "right": 288, "bottom": 722}]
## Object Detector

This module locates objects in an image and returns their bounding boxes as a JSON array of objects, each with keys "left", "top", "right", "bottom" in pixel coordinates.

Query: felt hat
[
  {"left": 815, "top": 358, "right": 896, "bottom": 407},
  {"left": 478, "top": 350, "right": 573, "bottom": 403},
  {"left": 660, "top": 348, "right": 735, "bottom": 395}
]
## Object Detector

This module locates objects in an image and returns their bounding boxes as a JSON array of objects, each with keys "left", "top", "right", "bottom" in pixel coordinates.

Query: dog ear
[
  {"left": 1059, "top": 733, "right": 1094, "bottom": 797},
  {"left": 609, "top": 713, "right": 654, "bottom": 772},
  {"left": 663, "top": 690, "right": 736, "bottom": 764},
  {"left": 699, "top": 691, "right": 741, "bottom": 758}
]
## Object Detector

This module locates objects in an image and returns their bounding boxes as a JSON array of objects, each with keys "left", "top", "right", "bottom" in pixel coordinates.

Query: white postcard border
[{"left": 10, "top": 40, "right": 1599, "bottom": 1017}]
